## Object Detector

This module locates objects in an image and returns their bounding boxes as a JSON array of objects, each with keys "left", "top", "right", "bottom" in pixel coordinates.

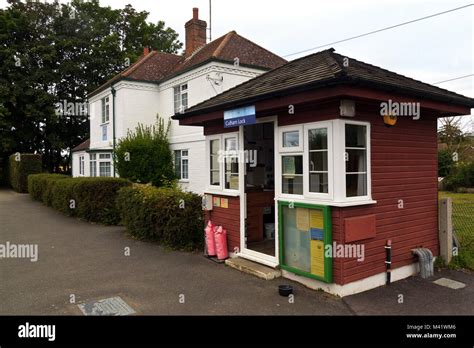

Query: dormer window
[{"left": 174, "top": 83, "right": 188, "bottom": 113}]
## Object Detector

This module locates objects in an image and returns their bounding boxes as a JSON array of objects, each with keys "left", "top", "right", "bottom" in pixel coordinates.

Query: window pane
[
  {"left": 282, "top": 131, "right": 299, "bottom": 147},
  {"left": 182, "top": 150, "right": 188, "bottom": 157},
  {"left": 309, "top": 151, "right": 328, "bottom": 172},
  {"left": 345, "top": 124, "right": 366, "bottom": 148},
  {"left": 282, "top": 176, "right": 303, "bottom": 195},
  {"left": 309, "top": 173, "right": 329, "bottom": 193},
  {"left": 346, "top": 174, "right": 367, "bottom": 197},
  {"left": 174, "top": 150, "right": 182, "bottom": 179},
  {"left": 225, "top": 137, "right": 237, "bottom": 151},
  {"left": 210, "top": 171, "right": 220, "bottom": 185},
  {"left": 182, "top": 159, "right": 188, "bottom": 179},
  {"left": 346, "top": 149, "right": 367, "bottom": 173},
  {"left": 210, "top": 140, "right": 220, "bottom": 185},
  {"left": 308, "top": 128, "right": 327, "bottom": 150},
  {"left": 181, "top": 93, "right": 188, "bottom": 110},
  {"left": 282, "top": 155, "right": 303, "bottom": 194},
  {"left": 210, "top": 139, "right": 219, "bottom": 155},
  {"left": 99, "top": 162, "right": 111, "bottom": 177},
  {"left": 99, "top": 153, "right": 111, "bottom": 159},
  {"left": 282, "top": 155, "right": 302, "bottom": 175}
]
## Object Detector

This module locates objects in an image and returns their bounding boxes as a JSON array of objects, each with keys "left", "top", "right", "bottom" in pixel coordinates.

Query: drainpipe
[
  {"left": 111, "top": 86, "right": 116, "bottom": 177},
  {"left": 385, "top": 240, "right": 392, "bottom": 285}
]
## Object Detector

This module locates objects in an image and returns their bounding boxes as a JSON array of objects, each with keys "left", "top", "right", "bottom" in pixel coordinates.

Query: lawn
[{"left": 439, "top": 191, "right": 474, "bottom": 270}]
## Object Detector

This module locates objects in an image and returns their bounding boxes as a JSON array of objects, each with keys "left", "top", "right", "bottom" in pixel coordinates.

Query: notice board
[{"left": 278, "top": 201, "right": 332, "bottom": 283}]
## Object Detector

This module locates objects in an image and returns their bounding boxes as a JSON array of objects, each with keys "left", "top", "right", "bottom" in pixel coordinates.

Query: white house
[{"left": 71, "top": 8, "right": 286, "bottom": 193}]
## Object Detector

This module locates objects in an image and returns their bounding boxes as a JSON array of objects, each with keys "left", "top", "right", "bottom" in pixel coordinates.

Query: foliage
[
  {"left": 116, "top": 184, "right": 204, "bottom": 250},
  {"left": 438, "top": 149, "right": 454, "bottom": 177},
  {"left": 8, "top": 153, "right": 42, "bottom": 192},
  {"left": 28, "top": 174, "right": 131, "bottom": 224},
  {"left": 444, "top": 162, "right": 474, "bottom": 191},
  {"left": 0, "top": 0, "right": 182, "bottom": 174},
  {"left": 28, "top": 173, "right": 69, "bottom": 203},
  {"left": 114, "top": 117, "right": 176, "bottom": 187}
]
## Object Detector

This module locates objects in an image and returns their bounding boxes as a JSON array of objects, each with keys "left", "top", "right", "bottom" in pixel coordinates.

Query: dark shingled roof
[
  {"left": 71, "top": 138, "right": 90, "bottom": 153},
  {"left": 176, "top": 48, "right": 474, "bottom": 117},
  {"left": 89, "top": 31, "right": 286, "bottom": 97}
]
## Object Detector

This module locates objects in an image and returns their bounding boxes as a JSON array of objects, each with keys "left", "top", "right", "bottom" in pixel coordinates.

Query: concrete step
[{"left": 225, "top": 257, "right": 281, "bottom": 280}]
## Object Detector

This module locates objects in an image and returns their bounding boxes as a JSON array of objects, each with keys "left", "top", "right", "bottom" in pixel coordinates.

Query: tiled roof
[
  {"left": 89, "top": 31, "right": 286, "bottom": 97},
  {"left": 166, "top": 31, "right": 287, "bottom": 79},
  {"left": 71, "top": 138, "right": 90, "bottom": 152},
  {"left": 177, "top": 48, "right": 474, "bottom": 116}
]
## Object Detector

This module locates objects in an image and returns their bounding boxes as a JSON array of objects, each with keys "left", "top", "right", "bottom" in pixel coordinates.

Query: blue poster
[{"left": 224, "top": 105, "right": 256, "bottom": 128}]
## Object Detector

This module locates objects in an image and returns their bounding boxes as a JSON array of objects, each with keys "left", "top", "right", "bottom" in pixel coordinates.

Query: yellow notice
[
  {"left": 296, "top": 208, "right": 310, "bottom": 231},
  {"left": 230, "top": 176, "right": 239, "bottom": 190},
  {"left": 311, "top": 240, "right": 325, "bottom": 277},
  {"left": 221, "top": 198, "right": 228, "bottom": 209},
  {"left": 310, "top": 210, "right": 324, "bottom": 229}
]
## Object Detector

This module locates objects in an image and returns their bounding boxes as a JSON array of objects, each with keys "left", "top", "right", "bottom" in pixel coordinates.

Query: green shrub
[
  {"left": 29, "top": 174, "right": 131, "bottom": 225},
  {"left": 50, "top": 177, "right": 132, "bottom": 224},
  {"left": 8, "top": 153, "right": 42, "bottom": 193},
  {"left": 114, "top": 117, "right": 176, "bottom": 187},
  {"left": 444, "top": 161, "right": 474, "bottom": 191},
  {"left": 438, "top": 149, "right": 454, "bottom": 177},
  {"left": 116, "top": 184, "right": 204, "bottom": 250},
  {"left": 28, "top": 174, "right": 70, "bottom": 202}
]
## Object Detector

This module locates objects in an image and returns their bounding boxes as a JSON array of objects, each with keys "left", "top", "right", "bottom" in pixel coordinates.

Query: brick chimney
[{"left": 185, "top": 8, "right": 207, "bottom": 57}]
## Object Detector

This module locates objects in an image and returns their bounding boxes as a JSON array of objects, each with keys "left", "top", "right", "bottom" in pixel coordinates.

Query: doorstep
[{"left": 225, "top": 257, "right": 281, "bottom": 280}]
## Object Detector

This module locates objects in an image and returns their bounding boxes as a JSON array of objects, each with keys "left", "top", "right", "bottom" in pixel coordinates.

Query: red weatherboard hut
[{"left": 173, "top": 48, "right": 474, "bottom": 296}]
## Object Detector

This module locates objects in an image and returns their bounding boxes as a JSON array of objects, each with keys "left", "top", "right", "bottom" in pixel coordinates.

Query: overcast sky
[{"left": 2, "top": 0, "right": 473, "bottom": 130}]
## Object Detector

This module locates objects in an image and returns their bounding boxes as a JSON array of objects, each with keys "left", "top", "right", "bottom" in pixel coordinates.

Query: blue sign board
[{"left": 224, "top": 105, "right": 256, "bottom": 128}]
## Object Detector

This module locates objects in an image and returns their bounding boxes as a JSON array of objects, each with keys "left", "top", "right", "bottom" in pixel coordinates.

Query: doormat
[{"left": 78, "top": 296, "right": 136, "bottom": 316}]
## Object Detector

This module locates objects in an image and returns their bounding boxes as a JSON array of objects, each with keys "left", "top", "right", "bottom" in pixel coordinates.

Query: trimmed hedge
[
  {"left": 28, "top": 174, "right": 70, "bottom": 203},
  {"left": 28, "top": 174, "right": 131, "bottom": 225},
  {"left": 116, "top": 184, "right": 204, "bottom": 250},
  {"left": 9, "top": 153, "right": 42, "bottom": 193}
]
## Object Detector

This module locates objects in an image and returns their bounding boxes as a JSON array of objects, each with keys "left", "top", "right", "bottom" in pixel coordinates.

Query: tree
[
  {"left": 114, "top": 117, "right": 176, "bottom": 187},
  {"left": 0, "top": 0, "right": 182, "bottom": 175}
]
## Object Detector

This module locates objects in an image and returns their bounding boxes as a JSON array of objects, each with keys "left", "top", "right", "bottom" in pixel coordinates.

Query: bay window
[{"left": 277, "top": 119, "right": 372, "bottom": 205}]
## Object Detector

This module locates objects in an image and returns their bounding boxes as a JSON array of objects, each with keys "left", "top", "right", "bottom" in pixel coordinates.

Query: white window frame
[
  {"left": 205, "top": 132, "right": 239, "bottom": 195},
  {"left": 79, "top": 155, "right": 85, "bottom": 176},
  {"left": 275, "top": 119, "right": 373, "bottom": 206},
  {"left": 98, "top": 153, "right": 112, "bottom": 177},
  {"left": 101, "top": 96, "right": 110, "bottom": 124},
  {"left": 303, "top": 121, "right": 334, "bottom": 201},
  {"left": 334, "top": 119, "right": 372, "bottom": 203},
  {"left": 101, "top": 124, "right": 108, "bottom": 141},
  {"left": 174, "top": 83, "right": 188, "bottom": 113},
  {"left": 90, "top": 153, "right": 97, "bottom": 177},
  {"left": 174, "top": 149, "right": 189, "bottom": 182},
  {"left": 278, "top": 125, "right": 303, "bottom": 153}
]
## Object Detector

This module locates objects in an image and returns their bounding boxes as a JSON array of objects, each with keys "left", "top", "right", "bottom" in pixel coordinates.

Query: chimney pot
[
  {"left": 143, "top": 47, "right": 150, "bottom": 56},
  {"left": 193, "top": 8, "right": 199, "bottom": 19}
]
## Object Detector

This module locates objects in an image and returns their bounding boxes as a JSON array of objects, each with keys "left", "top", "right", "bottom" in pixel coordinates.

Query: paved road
[{"left": 0, "top": 189, "right": 472, "bottom": 315}]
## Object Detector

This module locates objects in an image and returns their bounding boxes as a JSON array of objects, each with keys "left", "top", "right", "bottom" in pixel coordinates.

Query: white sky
[{"left": 2, "top": 0, "right": 473, "bottom": 130}]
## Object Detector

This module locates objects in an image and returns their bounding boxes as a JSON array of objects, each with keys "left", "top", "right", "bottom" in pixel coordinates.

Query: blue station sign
[{"left": 224, "top": 105, "right": 256, "bottom": 128}]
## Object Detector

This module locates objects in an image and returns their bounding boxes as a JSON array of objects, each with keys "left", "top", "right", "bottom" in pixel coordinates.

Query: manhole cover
[
  {"left": 433, "top": 277, "right": 466, "bottom": 290},
  {"left": 78, "top": 296, "right": 135, "bottom": 316}
]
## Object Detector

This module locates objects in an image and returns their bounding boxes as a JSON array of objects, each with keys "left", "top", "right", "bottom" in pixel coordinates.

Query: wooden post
[{"left": 438, "top": 198, "right": 453, "bottom": 264}]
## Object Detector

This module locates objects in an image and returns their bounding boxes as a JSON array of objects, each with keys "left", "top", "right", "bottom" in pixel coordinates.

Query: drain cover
[
  {"left": 78, "top": 296, "right": 135, "bottom": 316},
  {"left": 433, "top": 277, "right": 466, "bottom": 290}
]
